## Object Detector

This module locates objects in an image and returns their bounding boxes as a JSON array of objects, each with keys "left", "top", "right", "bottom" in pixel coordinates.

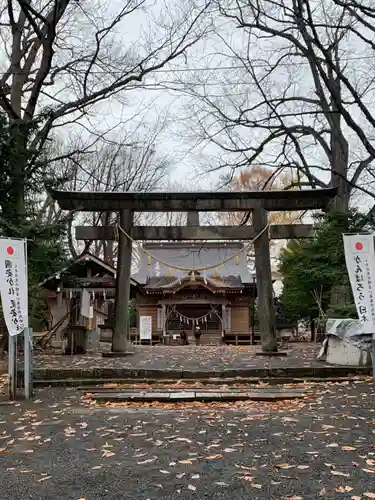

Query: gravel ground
[
  {"left": 29, "top": 343, "right": 320, "bottom": 371},
  {"left": 0, "top": 380, "right": 374, "bottom": 499}
]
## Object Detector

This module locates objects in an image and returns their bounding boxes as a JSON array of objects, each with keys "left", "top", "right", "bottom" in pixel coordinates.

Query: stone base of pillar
[
  {"left": 102, "top": 351, "right": 134, "bottom": 358},
  {"left": 255, "top": 351, "right": 288, "bottom": 357}
]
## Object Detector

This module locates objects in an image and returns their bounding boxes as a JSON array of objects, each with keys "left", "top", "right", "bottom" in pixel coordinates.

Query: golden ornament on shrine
[{"left": 190, "top": 271, "right": 196, "bottom": 282}]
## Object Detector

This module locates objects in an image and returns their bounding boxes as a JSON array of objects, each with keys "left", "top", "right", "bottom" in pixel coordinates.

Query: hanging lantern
[
  {"left": 147, "top": 254, "right": 152, "bottom": 265},
  {"left": 190, "top": 271, "right": 196, "bottom": 282},
  {"left": 235, "top": 255, "right": 239, "bottom": 265},
  {"left": 214, "top": 266, "right": 220, "bottom": 277},
  {"left": 168, "top": 267, "right": 172, "bottom": 277}
]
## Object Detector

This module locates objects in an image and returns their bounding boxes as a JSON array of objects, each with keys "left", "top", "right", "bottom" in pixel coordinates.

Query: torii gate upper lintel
[{"left": 50, "top": 187, "right": 338, "bottom": 354}]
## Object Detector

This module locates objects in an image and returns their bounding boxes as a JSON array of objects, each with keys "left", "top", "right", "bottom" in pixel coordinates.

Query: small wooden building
[
  {"left": 40, "top": 252, "right": 118, "bottom": 348},
  {"left": 132, "top": 242, "right": 257, "bottom": 344}
]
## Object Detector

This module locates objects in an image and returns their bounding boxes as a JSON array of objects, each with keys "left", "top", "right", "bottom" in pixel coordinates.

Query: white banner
[
  {"left": 139, "top": 315, "right": 152, "bottom": 340},
  {"left": 0, "top": 239, "right": 28, "bottom": 336},
  {"left": 343, "top": 234, "right": 375, "bottom": 334},
  {"left": 80, "top": 289, "right": 91, "bottom": 318},
  {"left": 223, "top": 306, "right": 232, "bottom": 331}
]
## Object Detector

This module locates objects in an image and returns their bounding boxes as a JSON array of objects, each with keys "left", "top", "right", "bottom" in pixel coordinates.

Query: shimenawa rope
[{"left": 115, "top": 223, "right": 270, "bottom": 273}]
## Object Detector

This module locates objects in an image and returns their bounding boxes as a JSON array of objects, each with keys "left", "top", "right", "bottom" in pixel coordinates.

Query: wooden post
[
  {"left": 187, "top": 211, "right": 199, "bottom": 226},
  {"left": 251, "top": 275, "right": 256, "bottom": 345},
  {"left": 112, "top": 209, "right": 133, "bottom": 353},
  {"left": 252, "top": 208, "right": 278, "bottom": 352},
  {"left": 8, "top": 335, "right": 17, "bottom": 400}
]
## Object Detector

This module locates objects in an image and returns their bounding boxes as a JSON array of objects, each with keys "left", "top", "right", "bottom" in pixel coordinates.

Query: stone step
[
  {"left": 18, "top": 374, "right": 370, "bottom": 388},
  {"left": 90, "top": 388, "right": 308, "bottom": 403}
]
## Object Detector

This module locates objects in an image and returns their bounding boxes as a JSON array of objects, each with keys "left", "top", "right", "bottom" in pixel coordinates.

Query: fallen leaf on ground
[
  {"left": 188, "top": 484, "right": 196, "bottom": 491},
  {"left": 351, "top": 496, "right": 361, "bottom": 500},
  {"left": 366, "top": 460, "right": 375, "bottom": 466},
  {"left": 251, "top": 483, "right": 262, "bottom": 489},
  {"left": 102, "top": 450, "right": 115, "bottom": 458},
  {"left": 179, "top": 459, "right": 193, "bottom": 464},
  {"left": 276, "top": 463, "right": 294, "bottom": 469},
  {"left": 175, "top": 438, "right": 193, "bottom": 444},
  {"left": 341, "top": 446, "right": 356, "bottom": 451},
  {"left": 331, "top": 470, "right": 350, "bottom": 477},
  {"left": 363, "top": 469, "right": 375, "bottom": 474},
  {"left": 319, "top": 488, "right": 327, "bottom": 496},
  {"left": 364, "top": 494, "right": 375, "bottom": 499},
  {"left": 205, "top": 454, "right": 223, "bottom": 460},
  {"left": 327, "top": 443, "right": 339, "bottom": 448},
  {"left": 334, "top": 486, "right": 353, "bottom": 493},
  {"left": 38, "top": 476, "right": 52, "bottom": 482},
  {"left": 297, "top": 465, "right": 309, "bottom": 470}
]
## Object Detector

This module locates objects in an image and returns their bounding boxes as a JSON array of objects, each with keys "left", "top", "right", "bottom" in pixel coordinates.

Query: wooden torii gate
[{"left": 50, "top": 187, "right": 337, "bottom": 355}]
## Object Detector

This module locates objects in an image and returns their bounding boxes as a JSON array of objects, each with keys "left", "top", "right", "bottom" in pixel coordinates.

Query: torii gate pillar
[
  {"left": 253, "top": 208, "right": 277, "bottom": 352},
  {"left": 112, "top": 209, "right": 133, "bottom": 353}
]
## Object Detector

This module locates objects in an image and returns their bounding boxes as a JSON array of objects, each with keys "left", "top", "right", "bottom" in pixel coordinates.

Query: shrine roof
[
  {"left": 143, "top": 274, "right": 244, "bottom": 291},
  {"left": 132, "top": 242, "right": 253, "bottom": 285},
  {"left": 40, "top": 252, "right": 117, "bottom": 290}
]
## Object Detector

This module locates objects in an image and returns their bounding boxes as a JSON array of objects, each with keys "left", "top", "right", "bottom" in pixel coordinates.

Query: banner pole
[
  {"left": 24, "top": 327, "right": 33, "bottom": 399},
  {"left": 8, "top": 335, "right": 16, "bottom": 400}
]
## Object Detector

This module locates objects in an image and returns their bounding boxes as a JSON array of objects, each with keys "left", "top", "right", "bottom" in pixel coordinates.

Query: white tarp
[
  {"left": 326, "top": 318, "right": 372, "bottom": 352},
  {"left": 0, "top": 238, "right": 28, "bottom": 336},
  {"left": 343, "top": 234, "right": 375, "bottom": 334}
]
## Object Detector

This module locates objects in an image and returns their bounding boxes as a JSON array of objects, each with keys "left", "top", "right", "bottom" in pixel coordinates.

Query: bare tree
[
  {"left": 0, "top": 0, "right": 211, "bottom": 224},
  {"left": 176, "top": 0, "right": 374, "bottom": 210},
  {"left": 37, "top": 122, "right": 171, "bottom": 262}
]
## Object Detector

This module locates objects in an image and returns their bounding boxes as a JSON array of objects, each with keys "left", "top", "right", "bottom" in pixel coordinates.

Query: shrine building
[{"left": 131, "top": 242, "right": 257, "bottom": 344}]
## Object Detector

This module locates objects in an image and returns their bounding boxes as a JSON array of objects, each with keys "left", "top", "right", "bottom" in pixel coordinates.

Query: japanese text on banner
[
  {"left": 0, "top": 239, "right": 28, "bottom": 336},
  {"left": 343, "top": 234, "right": 375, "bottom": 333}
]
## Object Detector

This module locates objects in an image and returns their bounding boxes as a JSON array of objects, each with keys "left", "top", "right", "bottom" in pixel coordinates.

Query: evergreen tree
[
  {"left": 0, "top": 114, "right": 68, "bottom": 336},
  {"left": 278, "top": 210, "right": 374, "bottom": 323}
]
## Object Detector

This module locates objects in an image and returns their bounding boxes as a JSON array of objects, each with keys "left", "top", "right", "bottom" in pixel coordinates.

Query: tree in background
[
  {"left": 278, "top": 210, "right": 373, "bottom": 325},
  {"left": 221, "top": 166, "right": 304, "bottom": 267},
  {"left": 0, "top": 114, "right": 68, "bottom": 352},
  {"left": 181, "top": 0, "right": 375, "bottom": 210},
  {"left": 0, "top": 0, "right": 211, "bottom": 228}
]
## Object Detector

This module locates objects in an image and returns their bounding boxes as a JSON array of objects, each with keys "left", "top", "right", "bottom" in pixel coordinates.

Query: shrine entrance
[
  {"left": 50, "top": 186, "right": 337, "bottom": 354},
  {"left": 159, "top": 297, "right": 230, "bottom": 345}
]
